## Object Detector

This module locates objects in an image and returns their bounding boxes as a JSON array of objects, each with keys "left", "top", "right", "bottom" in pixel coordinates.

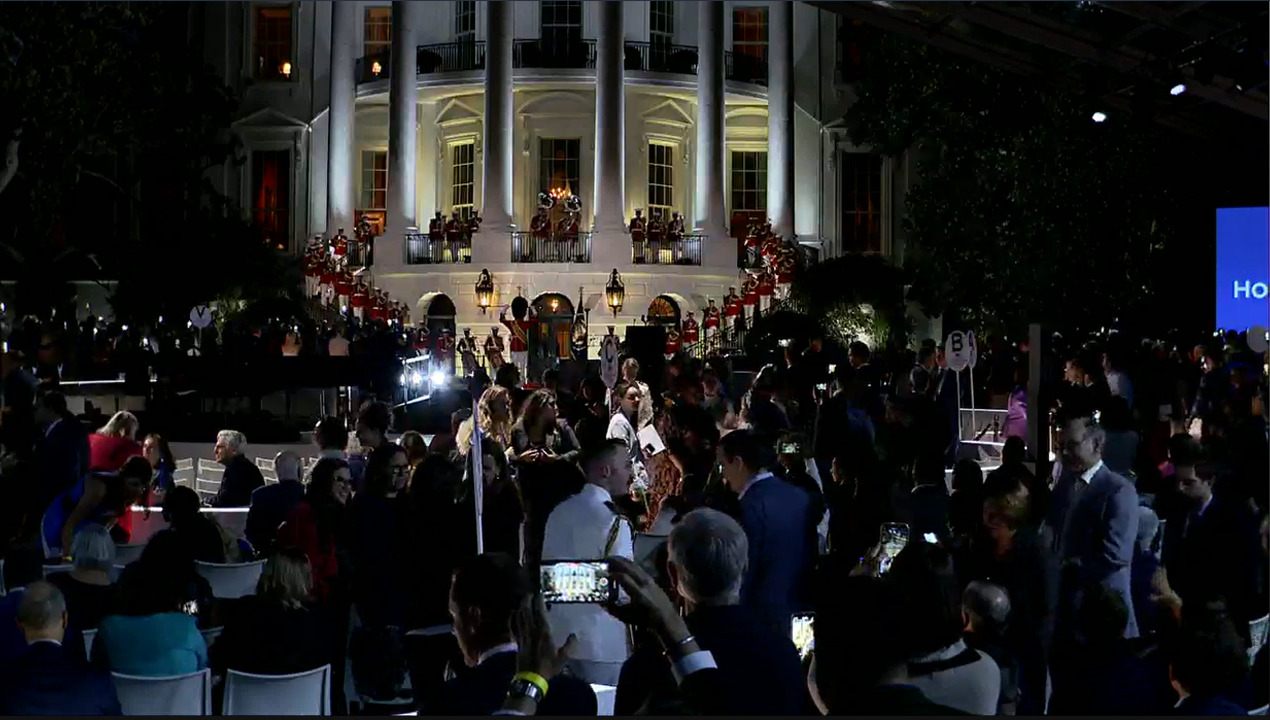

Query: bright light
[
  {"left": 1091, "top": 111, "right": 1107, "bottom": 123},
  {"left": 1170, "top": 83, "right": 1186, "bottom": 96},
  {"left": 429, "top": 370, "right": 447, "bottom": 388},
  {"left": 399, "top": 373, "right": 407, "bottom": 385},
  {"left": 410, "top": 372, "right": 423, "bottom": 387}
]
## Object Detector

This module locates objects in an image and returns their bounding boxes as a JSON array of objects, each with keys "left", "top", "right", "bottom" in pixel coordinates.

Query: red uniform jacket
[
  {"left": 665, "top": 329, "right": 682, "bottom": 354},
  {"left": 742, "top": 280, "right": 760, "bottom": 306},
  {"left": 351, "top": 286, "right": 370, "bottom": 308},
  {"left": 704, "top": 308, "right": 721, "bottom": 329},
  {"left": 333, "top": 234, "right": 348, "bottom": 257},
  {"left": 629, "top": 218, "right": 645, "bottom": 242},
  {"left": 503, "top": 318, "right": 532, "bottom": 352},
  {"left": 334, "top": 272, "right": 353, "bottom": 296},
  {"left": 319, "top": 262, "right": 336, "bottom": 286},
  {"left": 436, "top": 333, "right": 456, "bottom": 359},
  {"left": 682, "top": 319, "right": 700, "bottom": 344},
  {"left": 445, "top": 219, "right": 461, "bottom": 242},
  {"left": 369, "top": 297, "right": 388, "bottom": 320},
  {"left": 429, "top": 218, "right": 444, "bottom": 241},
  {"left": 758, "top": 272, "right": 776, "bottom": 297},
  {"left": 724, "top": 294, "right": 742, "bottom": 317}
]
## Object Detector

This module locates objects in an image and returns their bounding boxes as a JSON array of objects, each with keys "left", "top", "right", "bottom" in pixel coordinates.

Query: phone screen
[
  {"left": 791, "top": 612, "right": 815, "bottom": 660},
  {"left": 876, "top": 522, "right": 910, "bottom": 575},
  {"left": 540, "top": 561, "right": 613, "bottom": 604},
  {"left": 182, "top": 600, "right": 199, "bottom": 616}
]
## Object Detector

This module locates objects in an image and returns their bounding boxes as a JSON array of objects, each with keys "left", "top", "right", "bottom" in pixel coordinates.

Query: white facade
[{"left": 205, "top": 0, "right": 903, "bottom": 336}]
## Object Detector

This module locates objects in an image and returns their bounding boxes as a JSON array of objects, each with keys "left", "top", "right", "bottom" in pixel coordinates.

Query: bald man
[
  {"left": 245, "top": 450, "right": 306, "bottom": 555},
  {"left": 962, "top": 581, "right": 1019, "bottom": 715},
  {"left": 0, "top": 581, "right": 120, "bottom": 715}
]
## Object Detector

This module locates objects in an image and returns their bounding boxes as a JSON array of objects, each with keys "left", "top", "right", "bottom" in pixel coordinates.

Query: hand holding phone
[
  {"left": 540, "top": 561, "right": 615, "bottom": 604},
  {"left": 791, "top": 612, "right": 815, "bottom": 660}
]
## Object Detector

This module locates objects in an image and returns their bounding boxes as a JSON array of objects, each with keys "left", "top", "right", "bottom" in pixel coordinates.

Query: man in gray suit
[{"left": 1047, "top": 415, "right": 1140, "bottom": 641}]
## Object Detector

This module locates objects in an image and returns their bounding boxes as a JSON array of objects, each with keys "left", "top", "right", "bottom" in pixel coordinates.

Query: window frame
[
  {"left": 728, "top": 149, "right": 768, "bottom": 215},
  {"left": 363, "top": 6, "right": 392, "bottom": 60},
  {"left": 839, "top": 151, "right": 885, "bottom": 254},
  {"left": 251, "top": 2, "right": 296, "bottom": 82},
  {"left": 454, "top": 1, "right": 476, "bottom": 41},
  {"left": 646, "top": 142, "right": 675, "bottom": 219},
  {"left": 538, "top": 137, "right": 582, "bottom": 200},
  {"left": 249, "top": 147, "right": 294, "bottom": 250},
  {"left": 359, "top": 149, "right": 389, "bottom": 213},
  {"left": 450, "top": 141, "right": 476, "bottom": 219},
  {"left": 540, "top": 1, "right": 583, "bottom": 50},
  {"left": 731, "top": 6, "right": 769, "bottom": 60}
]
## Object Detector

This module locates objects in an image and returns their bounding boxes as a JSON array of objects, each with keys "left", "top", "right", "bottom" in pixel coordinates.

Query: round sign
[
  {"left": 944, "top": 330, "right": 975, "bottom": 372},
  {"left": 1249, "top": 326, "right": 1269, "bottom": 354},
  {"left": 189, "top": 305, "right": 213, "bottom": 329},
  {"left": 966, "top": 331, "right": 979, "bottom": 369}
]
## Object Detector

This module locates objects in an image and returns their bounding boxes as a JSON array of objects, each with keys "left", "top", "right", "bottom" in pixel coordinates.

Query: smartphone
[
  {"left": 779, "top": 338, "right": 792, "bottom": 348},
  {"left": 540, "top": 561, "right": 614, "bottom": 604},
  {"left": 876, "top": 522, "right": 910, "bottom": 576},
  {"left": 181, "top": 600, "right": 199, "bottom": 617},
  {"left": 778, "top": 442, "right": 800, "bottom": 455},
  {"left": 791, "top": 612, "right": 815, "bottom": 660},
  {"left": 828, "top": 363, "right": 837, "bottom": 374},
  {"left": 815, "top": 382, "right": 828, "bottom": 392}
]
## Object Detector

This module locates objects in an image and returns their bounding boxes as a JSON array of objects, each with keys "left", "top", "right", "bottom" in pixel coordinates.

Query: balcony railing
[
  {"left": 724, "top": 50, "right": 768, "bottom": 86},
  {"left": 355, "top": 41, "right": 486, "bottom": 83},
  {"left": 405, "top": 233, "right": 472, "bottom": 265},
  {"left": 513, "top": 38, "right": 596, "bottom": 70},
  {"left": 632, "top": 235, "right": 703, "bottom": 266},
  {"left": 345, "top": 241, "right": 370, "bottom": 268},
  {"left": 623, "top": 41, "right": 699, "bottom": 74},
  {"left": 511, "top": 231, "right": 592, "bottom": 263}
]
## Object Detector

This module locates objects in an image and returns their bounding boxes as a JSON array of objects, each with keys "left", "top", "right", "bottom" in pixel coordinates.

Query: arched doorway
[
  {"left": 530, "top": 292, "right": 575, "bottom": 380},
  {"left": 419, "top": 293, "right": 457, "bottom": 369},
  {"left": 646, "top": 295, "right": 681, "bottom": 328}
]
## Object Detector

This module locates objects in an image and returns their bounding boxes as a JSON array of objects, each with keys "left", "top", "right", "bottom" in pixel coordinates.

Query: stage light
[
  {"left": 410, "top": 371, "right": 423, "bottom": 387},
  {"left": 1091, "top": 111, "right": 1107, "bottom": 123},
  {"left": 1170, "top": 83, "right": 1186, "bottom": 96},
  {"left": 429, "top": 370, "right": 447, "bottom": 387}
]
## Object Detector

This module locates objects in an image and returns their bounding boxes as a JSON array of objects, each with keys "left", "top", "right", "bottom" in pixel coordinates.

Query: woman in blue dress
[
  {"left": 42, "top": 456, "right": 150, "bottom": 560},
  {"left": 141, "top": 433, "right": 177, "bottom": 501}
]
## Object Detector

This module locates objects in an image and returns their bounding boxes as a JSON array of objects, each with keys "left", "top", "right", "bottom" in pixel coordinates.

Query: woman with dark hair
[
  {"left": 511, "top": 389, "right": 580, "bottom": 464},
  {"left": 141, "top": 432, "right": 177, "bottom": 502},
  {"left": 277, "top": 458, "right": 351, "bottom": 602},
  {"left": 163, "top": 486, "right": 227, "bottom": 564},
  {"left": 350, "top": 444, "right": 411, "bottom": 630},
  {"left": 42, "top": 456, "right": 150, "bottom": 558}
]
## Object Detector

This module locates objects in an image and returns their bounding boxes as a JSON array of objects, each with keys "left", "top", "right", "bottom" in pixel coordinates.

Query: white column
[
  {"left": 383, "top": 0, "right": 421, "bottom": 267},
  {"left": 592, "top": 2, "right": 625, "bottom": 236},
  {"left": 326, "top": 0, "right": 356, "bottom": 236},
  {"left": 767, "top": 1, "right": 795, "bottom": 240},
  {"left": 481, "top": 0, "right": 514, "bottom": 232},
  {"left": 694, "top": 1, "right": 728, "bottom": 264}
]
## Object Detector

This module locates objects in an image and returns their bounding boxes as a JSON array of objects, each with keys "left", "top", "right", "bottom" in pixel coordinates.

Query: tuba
[
  {"left": 538, "top": 191, "right": 556, "bottom": 211},
  {"left": 563, "top": 194, "right": 582, "bottom": 215}
]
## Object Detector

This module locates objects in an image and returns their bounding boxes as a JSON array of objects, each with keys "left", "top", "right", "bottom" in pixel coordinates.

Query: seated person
[
  {"left": 427, "top": 553, "right": 596, "bottom": 716},
  {"left": 1169, "top": 604, "right": 1254, "bottom": 716},
  {"left": 0, "top": 547, "right": 48, "bottom": 664},
  {"left": 47, "top": 524, "right": 116, "bottom": 630},
  {"left": 0, "top": 581, "right": 121, "bottom": 715},
  {"left": 960, "top": 581, "right": 1020, "bottom": 715},
  {"left": 245, "top": 451, "right": 306, "bottom": 556},
  {"left": 163, "top": 486, "right": 226, "bottom": 564}
]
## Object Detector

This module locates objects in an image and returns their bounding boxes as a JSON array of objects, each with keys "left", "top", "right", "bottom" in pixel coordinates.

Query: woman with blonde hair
[
  {"left": 89, "top": 411, "right": 142, "bottom": 473},
  {"left": 510, "top": 389, "right": 580, "bottom": 464},
  {"left": 456, "top": 385, "right": 513, "bottom": 456},
  {"left": 209, "top": 547, "right": 332, "bottom": 675}
]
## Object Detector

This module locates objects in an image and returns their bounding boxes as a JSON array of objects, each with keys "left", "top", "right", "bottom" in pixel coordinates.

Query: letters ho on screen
[{"left": 1215, "top": 207, "right": 1270, "bottom": 331}]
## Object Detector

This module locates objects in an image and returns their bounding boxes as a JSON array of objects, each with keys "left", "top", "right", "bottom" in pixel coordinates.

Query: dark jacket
[
  {"left": 1162, "top": 496, "right": 1262, "bottom": 628},
  {"left": 33, "top": 417, "right": 91, "bottom": 508},
  {"left": 426, "top": 649, "right": 595, "bottom": 716},
  {"left": 214, "top": 454, "right": 266, "bottom": 508},
  {"left": 1174, "top": 694, "right": 1252, "bottom": 716},
  {"left": 246, "top": 480, "right": 306, "bottom": 555},
  {"left": 0, "top": 640, "right": 121, "bottom": 715},
  {"left": 737, "top": 475, "right": 813, "bottom": 632},
  {"left": 210, "top": 595, "right": 332, "bottom": 676}
]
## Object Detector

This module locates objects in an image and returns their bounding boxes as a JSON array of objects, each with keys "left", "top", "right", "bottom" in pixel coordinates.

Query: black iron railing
[
  {"left": 623, "top": 41, "right": 699, "bottom": 74},
  {"left": 511, "top": 231, "right": 592, "bottom": 263},
  {"left": 632, "top": 235, "right": 703, "bottom": 266},
  {"left": 682, "top": 296, "right": 786, "bottom": 360},
  {"left": 513, "top": 38, "right": 596, "bottom": 70},
  {"left": 724, "top": 50, "right": 768, "bottom": 86},
  {"left": 345, "top": 241, "right": 370, "bottom": 268},
  {"left": 405, "top": 232, "right": 472, "bottom": 264},
  {"left": 355, "top": 41, "right": 486, "bottom": 83}
]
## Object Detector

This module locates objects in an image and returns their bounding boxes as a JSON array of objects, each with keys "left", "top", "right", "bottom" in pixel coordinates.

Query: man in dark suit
[
  {"left": 0, "top": 581, "right": 121, "bottom": 715},
  {"left": 719, "top": 429, "right": 813, "bottom": 633},
  {"left": 212, "top": 429, "right": 265, "bottom": 508},
  {"left": 427, "top": 552, "right": 596, "bottom": 716},
  {"left": 31, "top": 390, "right": 90, "bottom": 517},
  {"left": 246, "top": 451, "right": 305, "bottom": 554},
  {"left": 1047, "top": 416, "right": 1140, "bottom": 641}
]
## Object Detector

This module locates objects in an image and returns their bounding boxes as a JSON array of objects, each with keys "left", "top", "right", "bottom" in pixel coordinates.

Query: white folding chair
[
  {"left": 1249, "top": 615, "right": 1269, "bottom": 651},
  {"left": 42, "top": 564, "right": 74, "bottom": 577},
  {"left": 175, "top": 458, "right": 194, "bottom": 472},
  {"left": 115, "top": 543, "right": 147, "bottom": 566},
  {"left": 591, "top": 684, "right": 617, "bottom": 716},
  {"left": 1251, "top": 705, "right": 1269, "bottom": 716},
  {"left": 82, "top": 628, "right": 97, "bottom": 657},
  {"left": 194, "top": 560, "right": 265, "bottom": 599},
  {"left": 223, "top": 664, "right": 331, "bottom": 716},
  {"left": 111, "top": 668, "right": 212, "bottom": 715}
]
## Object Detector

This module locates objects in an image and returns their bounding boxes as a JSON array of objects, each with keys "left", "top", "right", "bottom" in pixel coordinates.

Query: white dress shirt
[
  {"left": 606, "top": 411, "right": 640, "bottom": 467},
  {"left": 541, "top": 484, "right": 634, "bottom": 667}
]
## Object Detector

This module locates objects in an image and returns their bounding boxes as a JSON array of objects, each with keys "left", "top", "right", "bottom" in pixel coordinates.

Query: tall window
[
  {"left": 647, "top": 144, "right": 674, "bottom": 219},
  {"left": 252, "top": 149, "right": 291, "bottom": 249},
  {"left": 540, "top": 1, "right": 583, "bottom": 53},
  {"left": 454, "top": 1, "right": 475, "bottom": 40},
  {"left": 539, "top": 138, "right": 581, "bottom": 198},
  {"left": 253, "top": 4, "right": 293, "bottom": 80},
  {"left": 451, "top": 143, "right": 475, "bottom": 218},
  {"left": 731, "top": 7, "right": 768, "bottom": 59},
  {"left": 841, "top": 153, "right": 883, "bottom": 253},
  {"left": 364, "top": 7, "right": 391, "bottom": 58},
  {"left": 650, "top": 1, "right": 674, "bottom": 54},
  {"left": 729, "top": 150, "right": 767, "bottom": 213},
  {"left": 360, "top": 150, "right": 388, "bottom": 211}
]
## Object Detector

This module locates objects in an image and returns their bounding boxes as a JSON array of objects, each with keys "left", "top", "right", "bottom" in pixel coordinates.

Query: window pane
[
  {"left": 252, "top": 149, "right": 291, "bottom": 248},
  {"left": 254, "top": 5, "right": 293, "bottom": 80},
  {"left": 454, "top": 1, "right": 475, "bottom": 38},
  {"left": 840, "top": 153, "right": 883, "bottom": 253},
  {"left": 451, "top": 143, "right": 475, "bottom": 217},
  {"left": 731, "top": 7, "right": 768, "bottom": 60},
  {"left": 360, "top": 150, "right": 389, "bottom": 211},
  {"left": 647, "top": 143, "right": 675, "bottom": 215},
  {"left": 729, "top": 150, "right": 767, "bottom": 213},
  {"left": 539, "top": 138, "right": 582, "bottom": 212}
]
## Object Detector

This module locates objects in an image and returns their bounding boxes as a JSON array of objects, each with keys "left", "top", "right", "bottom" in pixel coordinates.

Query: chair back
[
  {"left": 42, "top": 564, "right": 74, "bottom": 577},
  {"left": 82, "top": 628, "right": 97, "bottom": 657},
  {"left": 591, "top": 683, "right": 617, "bottom": 716},
  {"left": 195, "top": 560, "right": 265, "bottom": 599},
  {"left": 115, "top": 543, "right": 148, "bottom": 566},
  {"left": 111, "top": 668, "right": 212, "bottom": 715},
  {"left": 1250, "top": 614, "right": 1269, "bottom": 652},
  {"left": 1251, "top": 705, "right": 1269, "bottom": 717},
  {"left": 223, "top": 664, "right": 331, "bottom": 716}
]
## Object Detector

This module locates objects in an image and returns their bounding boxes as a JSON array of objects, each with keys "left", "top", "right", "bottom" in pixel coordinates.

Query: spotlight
[
  {"left": 1169, "top": 83, "right": 1186, "bottom": 96},
  {"left": 410, "top": 372, "right": 423, "bottom": 387},
  {"left": 1091, "top": 111, "right": 1107, "bottom": 123},
  {"left": 429, "top": 370, "right": 447, "bottom": 388}
]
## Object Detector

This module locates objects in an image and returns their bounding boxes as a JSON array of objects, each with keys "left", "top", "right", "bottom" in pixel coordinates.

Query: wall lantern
[
  {"left": 280, "top": 61, "right": 293, "bottom": 78},
  {"left": 605, "top": 269, "right": 625, "bottom": 317},
  {"left": 475, "top": 269, "right": 495, "bottom": 314},
  {"left": 371, "top": 60, "right": 383, "bottom": 76}
]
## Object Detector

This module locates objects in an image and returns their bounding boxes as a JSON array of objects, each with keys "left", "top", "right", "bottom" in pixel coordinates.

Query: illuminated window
[
  {"left": 841, "top": 153, "right": 883, "bottom": 253},
  {"left": 729, "top": 150, "right": 767, "bottom": 213},
  {"left": 451, "top": 143, "right": 475, "bottom": 219},
  {"left": 359, "top": 150, "right": 388, "bottom": 211},
  {"left": 364, "top": 7, "right": 391, "bottom": 59},
  {"left": 253, "top": 4, "right": 293, "bottom": 81},
  {"left": 251, "top": 149, "right": 291, "bottom": 249},
  {"left": 732, "top": 7, "right": 768, "bottom": 60},
  {"left": 539, "top": 138, "right": 581, "bottom": 199},
  {"left": 647, "top": 144, "right": 674, "bottom": 219}
]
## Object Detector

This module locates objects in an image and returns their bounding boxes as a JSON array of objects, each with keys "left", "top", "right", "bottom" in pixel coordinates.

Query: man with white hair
[
  {"left": 211, "top": 429, "right": 265, "bottom": 508},
  {"left": 245, "top": 450, "right": 305, "bottom": 555},
  {"left": 0, "top": 581, "right": 121, "bottom": 714},
  {"left": 616, "top": 508, "right": 805, "bottom": 715}
]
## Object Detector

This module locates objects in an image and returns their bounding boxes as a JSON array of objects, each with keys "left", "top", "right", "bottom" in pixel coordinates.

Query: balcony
[
  {"left": 355, "top": 41, "right": 486, "bottom": 83},
  {"left": 623, "top": 41, "right": 699, "bottom": 74},
  {"left": 632, "top": 235, "right": 704, "bottom": 266},
  {"left": 405, "top": 233, "right": 472, "bottom": 265},
  {"left": 511, "top": 232, "right": 592, "bottom": 264},
  {"left": 512, "top": 38, "right": 596, "bottom": 70}
]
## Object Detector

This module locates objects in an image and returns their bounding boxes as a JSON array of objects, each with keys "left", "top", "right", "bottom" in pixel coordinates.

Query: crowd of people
[{"left": 0, "top": 320, "right": 1265, "bottom": 716}]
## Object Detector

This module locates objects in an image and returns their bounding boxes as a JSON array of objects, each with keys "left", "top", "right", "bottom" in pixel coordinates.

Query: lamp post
[
  {"left": 605, "top": 269, "right": 624, "bottom": 317},
  {"left": 475, "top": 269, "right": 495, "bottom": 314}
]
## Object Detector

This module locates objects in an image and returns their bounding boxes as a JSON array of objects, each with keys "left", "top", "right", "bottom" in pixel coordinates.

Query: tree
[{"left": 843, "top": 32, "right": 1188, "bottom": 336}]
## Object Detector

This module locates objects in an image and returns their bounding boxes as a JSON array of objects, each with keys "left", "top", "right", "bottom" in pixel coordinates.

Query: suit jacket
[
  {"left": 1047, "top": 463, "right": 1140, "bottom": 638},
  {"left": 246, "top": 480, "right": 305, "bottom": 554},
  {"left": 1174, "top": 694, "right": 1250, "bottom": 716},
  {"left": 426, "top": 650, "right": 596, "bottom": 716},
  {"left": 737, "top": 475, "right": 813, "bottom": 632},
  {"left": 215, "top": 454, "right": 266, "bottom": 508},
  {"left": 0, "top": 640, "right": 121, "bottom": 715},
  {"left": 1162, "top": 496, "right": 1262, "bottom": 627}
]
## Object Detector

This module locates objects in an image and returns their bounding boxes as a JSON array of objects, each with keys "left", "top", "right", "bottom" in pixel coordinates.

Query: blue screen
[{"left": 1215, "top": 206, "right": 1269, "bottom": 331}]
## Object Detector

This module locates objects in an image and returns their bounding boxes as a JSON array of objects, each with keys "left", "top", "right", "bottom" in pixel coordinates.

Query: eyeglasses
[{"left": 390, "top": 464, "right": 410, "bottom": 475}]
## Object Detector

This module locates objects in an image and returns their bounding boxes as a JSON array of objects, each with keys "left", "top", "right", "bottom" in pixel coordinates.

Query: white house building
[{"left": 204, "top": 0, "right": 907, "bottom": 344}]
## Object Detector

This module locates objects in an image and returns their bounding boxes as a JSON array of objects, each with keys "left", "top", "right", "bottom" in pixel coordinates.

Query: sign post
[
  {"left": 966, "top": 332, "right": 979, "bottom": 441},
  {"left": 944, "top": 331, "right": 972, "bottom": 442}
]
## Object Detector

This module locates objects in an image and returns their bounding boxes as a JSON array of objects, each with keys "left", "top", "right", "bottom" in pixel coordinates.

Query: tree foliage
[
  {"left": 766, "top": 253, "right": 914, "bottom": 353},
  {"left": 844, "top": 32, "right": 1186, "bottom": 335}
]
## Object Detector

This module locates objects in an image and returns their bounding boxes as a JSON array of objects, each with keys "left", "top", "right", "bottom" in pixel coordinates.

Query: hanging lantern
[
  {"left": 475, "top": 269, "right": 495, "bottom": 314},
  {"left": 605, "top": 269, "right": 625, "bottom": 317},
  {"left": 280, "top": 61, "right": 293, "bottom": 78}
]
